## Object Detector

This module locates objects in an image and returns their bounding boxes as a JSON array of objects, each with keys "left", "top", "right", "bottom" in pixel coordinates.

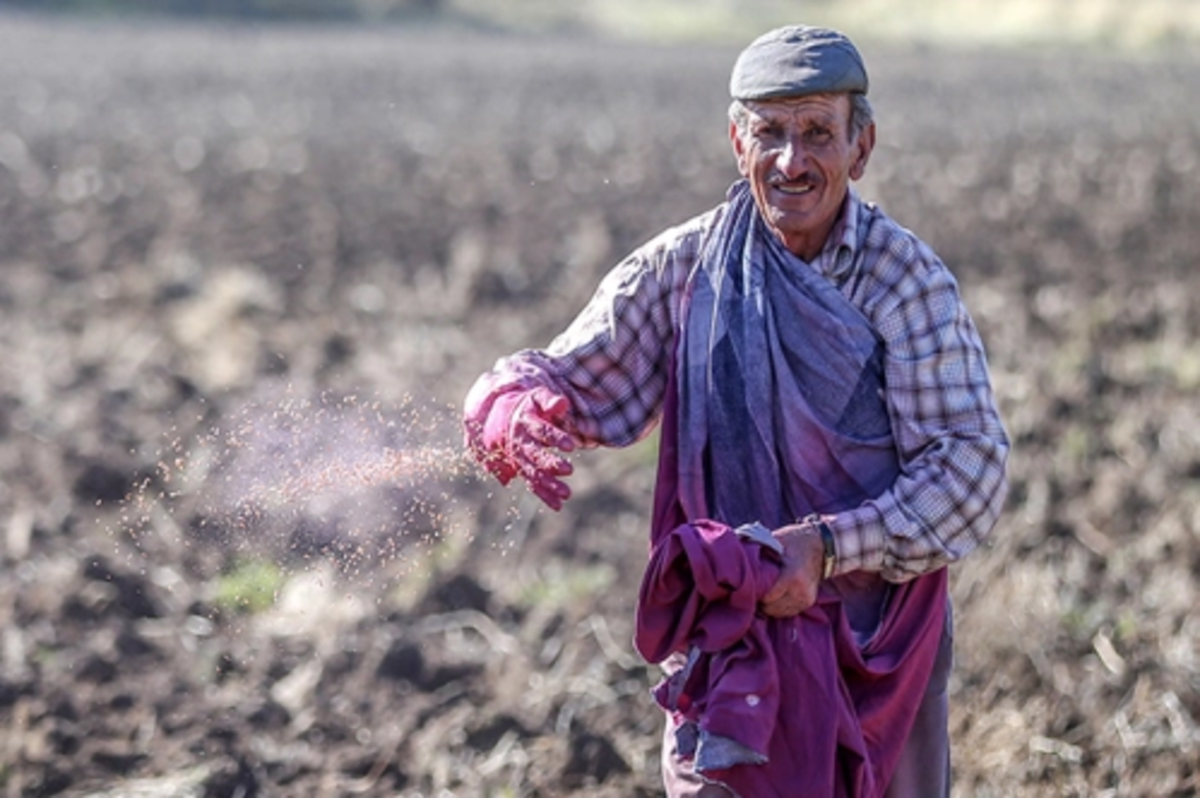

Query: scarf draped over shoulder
[{"left": 677, "top": 179, "right": 897, "bottom": 529}]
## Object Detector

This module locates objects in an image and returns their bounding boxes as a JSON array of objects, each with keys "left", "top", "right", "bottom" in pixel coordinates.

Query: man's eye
[
  {"left": 754, "top": 124, "right": 784, "bottom": 141},
  {"left": 806, "top": 127, "right": 833, "bottom": 143}
]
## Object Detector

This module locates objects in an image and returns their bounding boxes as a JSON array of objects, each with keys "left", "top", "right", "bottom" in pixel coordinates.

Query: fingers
[
  {"left": 760, "top": 575, "right": 817, "bottom": 617},
  {"left": 760, "top": 574, "right": 789, "bottom": 607},
  {"left": 517, "top": 434, "right": 573, "bottom": 510},
  {"left": 462, "top": 383, "right": 521, "bottom": 480},
  {"left": 760, "top": 525, "right": 824, "bottom": 617},
  {"left": 462, "top": 383, "right": 576, "bottom": 509},
  {"left": 463, "top": 415, "right": 516, "bottom": 483},
  {"left": 508, "top": 391, "right": 574, "bottom": 463},
  {"left": 521, "top": 412, "right": 576, "bottom": 454},
  {"left": 761, "top": 595, "right": 805, "bottom": 618},
  {"left": 527, "top": 471, "right": 572, "bottom": 510},
  {"left": 521, "top": 444, "right": 573, "bottom": 478},
  {"left": 761, "top": 569, "right": 810, "bottom": 616},
  {"left": 469, "top": 436, "right": 571, "bottom": 506},
  {"left": 480, "top": 451, "right": 520, "bottom": 485}
]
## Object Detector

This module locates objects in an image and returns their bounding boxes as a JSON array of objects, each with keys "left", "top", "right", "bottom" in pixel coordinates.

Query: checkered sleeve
[
  {"left": 488, "top": 215, "right": 710, "bottom": 448},
  {"left": 829, "top": 230, "right": 1010, "bottom": 581}
]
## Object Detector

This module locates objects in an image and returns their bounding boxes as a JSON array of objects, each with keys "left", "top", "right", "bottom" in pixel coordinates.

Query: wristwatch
[{"left": 802, "top": 513, "right": 837, "bottom": 580}]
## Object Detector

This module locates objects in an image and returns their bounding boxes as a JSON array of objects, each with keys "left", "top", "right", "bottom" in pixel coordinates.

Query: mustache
[{"left": 767, "top": 172, "right": 818, "bottom": 187}]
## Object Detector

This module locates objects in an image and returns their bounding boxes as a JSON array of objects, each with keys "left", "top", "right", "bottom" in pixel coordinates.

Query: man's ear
[
  {"left": 729, "top": 119, "right": 750, "bottom": 178},
  {"left": 850, "top": 121, "right": 876, "bottom": 181}
]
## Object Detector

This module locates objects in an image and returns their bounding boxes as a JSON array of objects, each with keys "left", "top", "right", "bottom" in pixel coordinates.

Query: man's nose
[{"left": 776, "top": 138, "right": 807, "bottom": 178}]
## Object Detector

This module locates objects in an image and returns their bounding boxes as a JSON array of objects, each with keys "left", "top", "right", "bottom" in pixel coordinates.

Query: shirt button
[{"left": 746, "top": 694, "right": 760, "bottom": 707}]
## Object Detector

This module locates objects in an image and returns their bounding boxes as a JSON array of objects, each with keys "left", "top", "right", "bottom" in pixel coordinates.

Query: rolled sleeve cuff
[{"left": 828, "top": 508, "right": 888, "bottom": 576}]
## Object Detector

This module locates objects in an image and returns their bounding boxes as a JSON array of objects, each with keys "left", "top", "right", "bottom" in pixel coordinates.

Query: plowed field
[{"left": 2, "top": 13, "right": 1199, "bottom": 797}]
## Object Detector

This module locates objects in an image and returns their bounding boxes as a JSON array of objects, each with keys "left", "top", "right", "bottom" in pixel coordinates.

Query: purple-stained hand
[
  {"left": 463, "top": 378, "right": 575, "bottom": 510},
  {"left": 759, "top": 523, "right": 825, "bottom": 617}
]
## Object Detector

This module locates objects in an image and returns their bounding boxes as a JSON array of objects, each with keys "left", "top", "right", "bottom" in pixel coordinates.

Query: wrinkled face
[{"left": 730, "top": 93, "right": 874, "bottom": 261}]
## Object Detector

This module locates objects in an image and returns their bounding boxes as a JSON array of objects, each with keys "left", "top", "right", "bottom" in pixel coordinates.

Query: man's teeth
[{"left": 776, "top": 184, "right": 813, "bottom": 194}]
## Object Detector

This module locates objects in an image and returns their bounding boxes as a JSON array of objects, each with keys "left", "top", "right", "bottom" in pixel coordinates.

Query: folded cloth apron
[{"left": 639, "top": 181, "right": 948, "bottom": 797}]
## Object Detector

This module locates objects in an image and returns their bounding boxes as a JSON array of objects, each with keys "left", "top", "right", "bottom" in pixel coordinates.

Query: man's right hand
[
  {"left": 759, "top": 522, "right": 825, "bottom": 617},
  {"left": 463, "top": 378, "right": 576, "bottom": 510}
]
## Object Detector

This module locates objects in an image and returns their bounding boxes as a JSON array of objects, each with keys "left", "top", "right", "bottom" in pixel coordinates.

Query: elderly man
[{"left": 464, "top": 24, "right": 1008, "bottom": 797}]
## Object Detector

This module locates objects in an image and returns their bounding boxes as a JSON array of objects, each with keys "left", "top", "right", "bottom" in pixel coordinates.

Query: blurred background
[
  {"left": 1, "top": 1, "right": 1199, "bottom": 797},
  {"left": 4, "top": 0, "right": 1200, "bottom": 48}
]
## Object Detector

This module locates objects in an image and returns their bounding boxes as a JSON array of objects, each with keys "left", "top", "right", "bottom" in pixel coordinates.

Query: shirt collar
[{"left": 813, "top": 189, "right": 862, "bottom": 282}]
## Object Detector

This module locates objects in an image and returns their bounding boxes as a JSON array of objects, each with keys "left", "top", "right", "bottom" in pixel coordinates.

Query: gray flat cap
[{"left": 730, "top": 25, "right": 868, "bottom": 100}]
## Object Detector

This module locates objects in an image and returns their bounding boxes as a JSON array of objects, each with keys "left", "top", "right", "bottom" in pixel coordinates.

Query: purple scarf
[
  {"left": 641, "top": 181, "right": 948, "bottom": 797},
  {"left": 677, "top": 180, "right": 898, "bottom": 528}
]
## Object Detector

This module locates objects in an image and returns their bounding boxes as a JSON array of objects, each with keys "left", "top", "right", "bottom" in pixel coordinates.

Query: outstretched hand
[
  {"left": 760, "top": 523, "right": 825, "bottom": 617},
  {"left": 464, "top": 380, "right": 576, "bottom": 510}
]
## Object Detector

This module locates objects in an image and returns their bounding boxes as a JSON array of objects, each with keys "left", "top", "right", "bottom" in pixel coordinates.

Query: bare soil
[{"left": 1, "top": 12, "right": 1199, "bottom": 797}]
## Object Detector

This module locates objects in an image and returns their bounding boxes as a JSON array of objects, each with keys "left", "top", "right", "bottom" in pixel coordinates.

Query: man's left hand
[{"left": 760, "top": 523, "right": 825, "bottom": 617}]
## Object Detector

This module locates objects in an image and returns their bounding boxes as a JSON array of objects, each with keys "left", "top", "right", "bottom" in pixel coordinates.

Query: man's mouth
[{"left": 773, "top": 181, "right": 815, "bottom": 196}]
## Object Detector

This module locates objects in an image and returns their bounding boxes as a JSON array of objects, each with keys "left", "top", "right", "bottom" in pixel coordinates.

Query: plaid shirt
[{"left": 494, "top": 190, "right": 1009, "bottom": 582}]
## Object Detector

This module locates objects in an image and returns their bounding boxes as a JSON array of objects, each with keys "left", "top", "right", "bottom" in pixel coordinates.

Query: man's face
[{"left": 730, "top": 93, "right": 874, "bottom": 261}]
